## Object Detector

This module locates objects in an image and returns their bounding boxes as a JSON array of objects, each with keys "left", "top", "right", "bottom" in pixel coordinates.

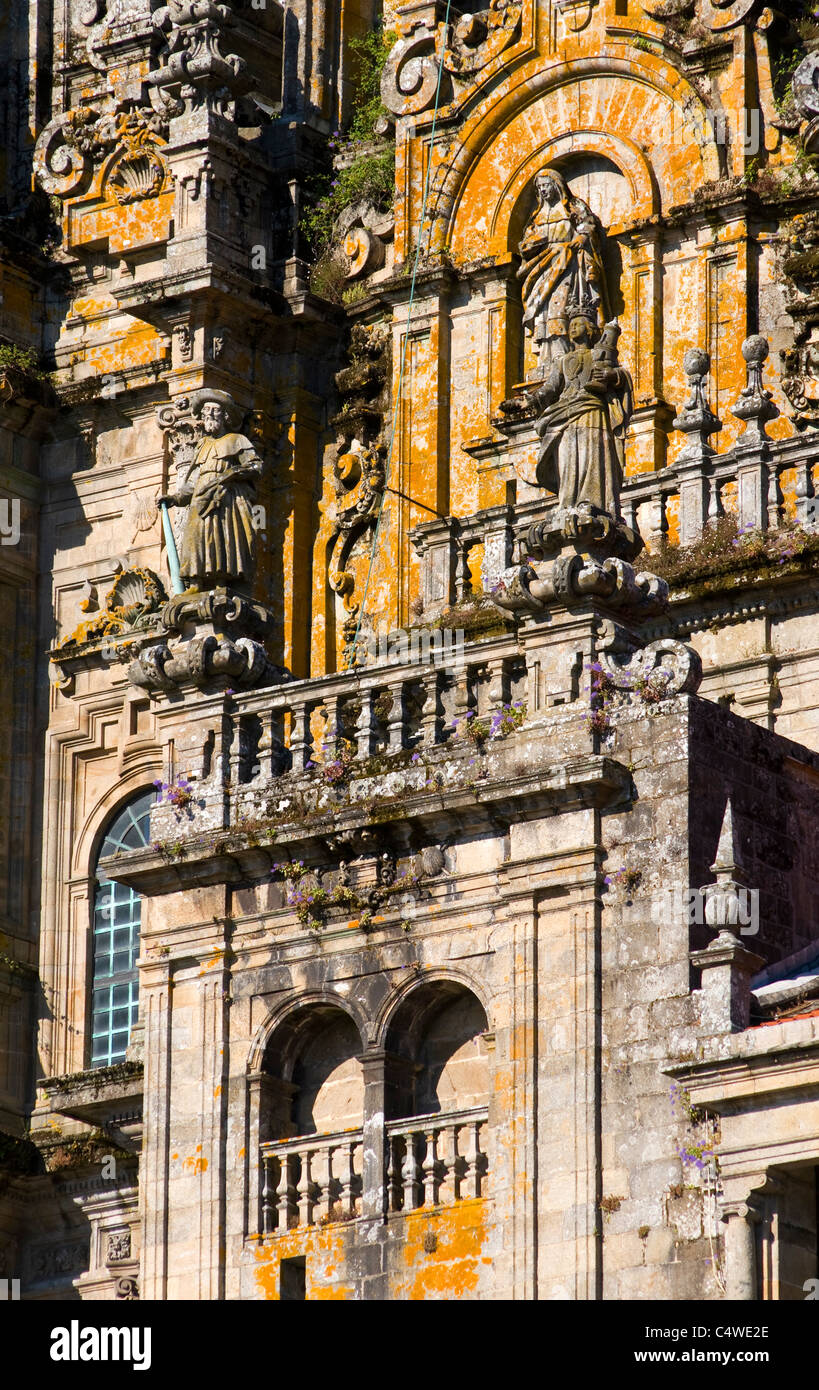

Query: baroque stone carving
[
  {"left": 34, "top": 105, "right": 168, "bottom": 203},
  {"left": 380, "top": 1, "right": 522, "bottom": 118},
  {"left": 106, "top": 1229, "right": 132, "bottom": 1263},
  {"left": 52, "top": 568, "right": 168, "bottom": 655},
  {"left": 149, "top": 0, "right": 253, "bottom": 109},
  {"left": 780, "top": 340, "right": 819, "bottom": 429},
  {"left": 518, "top": 169, "right": 609, "bottom": 373},
  {"left": 115, "top": 1275, "right": 140, "bottom": 1299},
  {"left": 327, "top": 444, "right": 386, "bottom": 629},
  {"left": 598, "top": 625, "right": 703, "bottom": 698},
  {"left": 793, "top": 53, "right": 819, "bottom": 155},
  {"left": 157, "top": 388, "right": 263, "bottom": 590},
  {"left": 530, "top": 314, "right": 633, "bottom": 515},
  {"left": 128, "top": 589, "right": 278, "bottom": 691},
  {"left": 28, "top": 1240, "right": 89, "bottom": 1283}
]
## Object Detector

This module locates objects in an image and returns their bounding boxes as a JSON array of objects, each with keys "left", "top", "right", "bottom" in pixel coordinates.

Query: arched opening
[
  {"left": 384, "top": 979, "right": 490, "bottom": 1120},
  {"left": 261, "top": 1003, "right": 364, "bottom": 1139},
  {"left": 90, "top": 790, "right": 153, "bottom": 1068}
]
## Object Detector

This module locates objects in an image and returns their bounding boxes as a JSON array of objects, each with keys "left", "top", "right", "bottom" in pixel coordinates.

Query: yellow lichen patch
[
  {"left": 398, "top": 1199, "right": 490, "bottom": 1300},
  {"left": 182, "top": 1145, "right": 208, "bottom": 1176},
  {"left": 252, "top": 1224, "right": 355, "bottom": 1301}
]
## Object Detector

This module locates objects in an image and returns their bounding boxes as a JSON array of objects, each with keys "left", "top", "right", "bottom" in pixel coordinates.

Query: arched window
[{"left": 90, "top": 791, "right": 153, "bottom": 1068}]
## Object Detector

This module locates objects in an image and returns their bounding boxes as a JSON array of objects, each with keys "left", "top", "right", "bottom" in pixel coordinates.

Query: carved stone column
[{"left": 721, "top": 1198, "right": 762, "bottom": 1300}]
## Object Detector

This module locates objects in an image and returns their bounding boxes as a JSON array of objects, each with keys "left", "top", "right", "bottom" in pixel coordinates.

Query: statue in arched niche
[{"left": 517, "top": 168, "right": 609, "bottom": 375}]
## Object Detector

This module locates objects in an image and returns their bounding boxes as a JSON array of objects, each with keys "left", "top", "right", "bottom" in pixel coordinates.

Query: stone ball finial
[
  {"left": 741, "top": 334, "right": 768, "bottom": 365},
  {"left": 683, "top": 347, "right": 710, "bottom": 377}
]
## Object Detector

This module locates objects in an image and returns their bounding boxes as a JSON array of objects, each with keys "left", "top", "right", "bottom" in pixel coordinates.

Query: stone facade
[{"left": 1, "top": 0, "right": 819, "bottom": 1301}]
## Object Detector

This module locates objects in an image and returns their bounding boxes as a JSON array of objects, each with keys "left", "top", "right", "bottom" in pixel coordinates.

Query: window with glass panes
[{"left": 91, "top": 791, "right": 152, "bottom": 1067}]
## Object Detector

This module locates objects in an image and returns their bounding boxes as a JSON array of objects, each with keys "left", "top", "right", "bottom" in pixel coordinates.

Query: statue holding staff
[{"left": 157, "top": 388, "right": 263, "bottom": 591}]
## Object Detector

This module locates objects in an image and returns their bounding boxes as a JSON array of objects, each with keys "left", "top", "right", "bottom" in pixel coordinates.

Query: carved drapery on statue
[
  {"left": 159, "top": 389, "right": 262, "bottom": 590},
  {"left": 531, "top": 315, "right": 633, "bottom": 517},
  {"left": 518, "top": 169, "right": 609, "bottom": 374}
]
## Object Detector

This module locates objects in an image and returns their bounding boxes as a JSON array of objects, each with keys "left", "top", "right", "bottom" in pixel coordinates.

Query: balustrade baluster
[
  {"left": 276, "top": 1153, "right": 294, "bottom": 1230},
  {"left": 707, "top": 475, "right": 721, "bottom": 525},
  {"left": 766, "top": 464, "right": 781, "bottom": 530},
  {"left": 422, "top": 1128, "right": 438, "bottom": 1207},
  {"left": 297, "top": 1149, "right": 314, "bottom": 1226},
  {"left": 356, "top": 687, "right": 375, "bottom": 759},
  {"left": 402, "top": 1132, "right": 419, "bottom": 1212},
  {"left": 793, "top": 458, "right": 815, "bottom": 526},
  {"left": 386, "top": 1135, "right": 401, "bottom": 1212},
  {"left": 464, "top": 1121, "right": 480, "bottom": 1199},
  {"left": 322, "top": 1145, "right": 335, "bottom": 1223},
  {"left": 289, "top": 701, "right": 312, "bottom": 772},
  {"left": 420, "top": 669, "right": 440, "bottom": 748},
  {"left": 339, "top": 1142, "right": 354, "bottom": 1218},
  {"left": 322, "top": 695, "right": 344, "bottom": 760},
  {"left": 261, "top": 1155, "right": 274, "bottom": 1234},
  {"left": 387, "top": 682, "right": 406, "bottom": 753},
  {"left": 455, "top": 542, "right": 471, "bottom": 604},
  {"left": 487, "top": 657, "right": 508, "bottom": 711}
]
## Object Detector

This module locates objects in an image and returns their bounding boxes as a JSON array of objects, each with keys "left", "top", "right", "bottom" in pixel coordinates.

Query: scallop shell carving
[{"left": 106, "top": 150, "right": 165, "bottom": 205}]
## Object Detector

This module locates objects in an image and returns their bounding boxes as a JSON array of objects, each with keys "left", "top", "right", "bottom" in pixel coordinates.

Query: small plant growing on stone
[
  {"left": 604, "top": 866, "right": 643, "bottom": 901},
  {"left": 585, "top": 662, "right": 615, "bottom": 737},
  {"left": 153, "top": 776, "right": 193, "bottom": 811}
]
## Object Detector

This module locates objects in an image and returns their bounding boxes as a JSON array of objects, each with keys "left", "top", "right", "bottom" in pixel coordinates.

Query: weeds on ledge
[{"left": 643, "top": 517, "right": 819, "bottom": 588}]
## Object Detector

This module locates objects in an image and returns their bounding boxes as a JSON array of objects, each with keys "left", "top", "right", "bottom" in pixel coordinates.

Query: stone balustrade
[
  {"left": 410, "top": 337, "right": 819, "bottom": 608},
  {"left": 260, "top": 1129, "right": 365, "bottom": 1233},
  {"left": 385, "top": 1106, "right": 489, "bottom": 1213},
  {"left": 232, "top": 640, "right": 526, "bottom": 785},
  {"left": 259, "top": 1105, "right": 489, "bottom": 1233}
]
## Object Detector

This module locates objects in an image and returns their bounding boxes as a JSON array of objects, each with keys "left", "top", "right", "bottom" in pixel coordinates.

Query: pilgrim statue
[
  {"left": 157, "top": 388, "right": 262, "bottom": 590},
  {"left": 518, "top": 168, "right": 609, "bottom": 374},
  {"left": 531, "top": 311, "right": 633, "bottom": 518}
]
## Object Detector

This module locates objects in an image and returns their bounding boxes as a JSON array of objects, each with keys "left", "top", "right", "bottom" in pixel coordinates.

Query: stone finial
[
  {"left": 690, "top": 798, "right": 762, "bottom": 1033},
  {"left": 710, "top": 797, "right": 742, "bottom": 879},
  {"left": 731, "top": 336, "right": 779, "bottom": 444},
  {"left": 672, "top": 348, "right": 722, "bottom": 464},
  {"left": 704, "top": 797, "right": 752, "bottom": 925}
]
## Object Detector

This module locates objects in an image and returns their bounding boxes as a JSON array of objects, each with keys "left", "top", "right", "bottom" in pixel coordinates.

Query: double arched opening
[{"left": 254, "top": 980, "right": 490, "bottom": 1233}]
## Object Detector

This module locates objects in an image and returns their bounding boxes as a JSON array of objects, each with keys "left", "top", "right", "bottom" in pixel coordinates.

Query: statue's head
[
  {"left": 535, "top": 171, "right": 564, "bottom": 207},
  {"left": 190, "top": 387, "right": 242, "bottom": 434},
  {"left": 568, "top": 312, "right": 597, "bottom": 345},
  {"left": 201, "top": 401, "right": 226, "bottom": 435}
]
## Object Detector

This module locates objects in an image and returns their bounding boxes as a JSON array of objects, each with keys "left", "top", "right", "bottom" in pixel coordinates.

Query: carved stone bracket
[
  {"left": 380, "top": 1, "right": 522, "bottom": 118},
  {"left": 492, "top": 552, "right": 668, "bottom": 620},
  {"left": 127, "top": 587, "right": 284, "bottom": 692},
  {"left": 598, "top": 625, "right": 703, "bottom": 698},
  {"left": 148, "top": 0, "right": 253, "bottom": 111},
  {"left": 490, "top": 504, "right": 667, "bottom": 621}
]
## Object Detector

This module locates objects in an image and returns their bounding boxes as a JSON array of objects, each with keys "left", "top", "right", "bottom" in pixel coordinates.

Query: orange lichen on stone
[
  {"left": 182, "top": 1145, "right": 208, "bottom": 1176},
  {"left": 252, "top": 1225, "right": 355, "bottom": 1301},
  {"left": 398, "top": 1199, "right": 490, "bottom": 1300}
]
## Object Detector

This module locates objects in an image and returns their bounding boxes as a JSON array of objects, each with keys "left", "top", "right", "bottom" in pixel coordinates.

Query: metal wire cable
[{"left": 348, "top": 2, "right": 454, "bottom": 664}]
